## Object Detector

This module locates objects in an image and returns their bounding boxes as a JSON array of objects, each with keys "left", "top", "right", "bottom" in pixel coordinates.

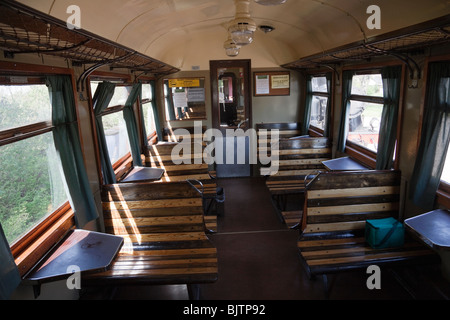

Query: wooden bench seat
[
  {"left": 297, "top": 170, "right": 440, "bottom": 295},
  {"left": 257, "top": 126, "right": 331, "bottom": 227},
  {"left": 83, "top": 182, "right": 218, "bottom": 295}
]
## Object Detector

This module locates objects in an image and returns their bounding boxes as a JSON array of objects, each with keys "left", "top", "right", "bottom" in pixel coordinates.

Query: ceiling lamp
[
  {"left": 229, "top": 0, "right": 257, "bottom": 46},
  {"left": 224, "top": 35, "right": 241, "bottom": 57},
  {"left": 254, "top": 0, "right": 287, "bottom": 5}
]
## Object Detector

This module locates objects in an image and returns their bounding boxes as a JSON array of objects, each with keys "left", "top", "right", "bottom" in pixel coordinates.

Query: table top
[
  {"left": 322, "top": 157, "right": 370, "bottom": 171},
  {"left": 121, "top": 166, "right": 165, "bottom": 183},
  {"left": 405, "top": 209, "right": 450, "bottom": 250},
  {"left": 24, "top": 230, "right": 123, "bottom": 284}
]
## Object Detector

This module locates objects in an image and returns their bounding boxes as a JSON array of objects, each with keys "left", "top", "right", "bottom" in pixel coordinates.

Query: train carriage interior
[{"left": 1, "top": 0, "right": 450, "bottom": 303}]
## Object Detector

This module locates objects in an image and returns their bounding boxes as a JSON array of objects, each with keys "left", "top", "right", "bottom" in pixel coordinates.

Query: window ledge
[
  {"left": 13, "top": 209, "right": 75, "bottom": 277},
  {"left": 437, "top": 183, "right": 450, "bottom": 209},
  {"left": 345, "top": 142, "right": 376, "bottom": 169}
]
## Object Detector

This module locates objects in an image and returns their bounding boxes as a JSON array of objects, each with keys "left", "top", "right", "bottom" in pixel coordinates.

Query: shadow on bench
[
  {"left": 297, "top": 170, "right": 440, "bottom": 298},
  {"left": 83, "top": 181, "right": 218, "bottom": 299}
]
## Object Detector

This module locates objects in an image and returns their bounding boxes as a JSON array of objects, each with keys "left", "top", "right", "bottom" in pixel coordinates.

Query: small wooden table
[
  {"left": 23, "top": 229, "right": 123, "bottom": 296},
  {"left": 405, "top": 209, "right": 450, "bottom": 250},
  {"left": 322, "top": 157, "right": 370, "bottom": 171},
  {"left": 121, "top": 166, "right": 165, "bottom": 183}
]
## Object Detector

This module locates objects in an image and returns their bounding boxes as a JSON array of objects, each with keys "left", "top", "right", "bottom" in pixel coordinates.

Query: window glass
[
  {"left": 142, "top": 103, "right": 156, "bottom": 135},
  {"left": 90, "top": 81, "right": 131, "bottom": 108},
  {"left": 0, "top": 132, "right": 68, "bottom": 245},
  {"left": 109, "top": 86, "right": 131, "bottom": 107},
  {"left": 102, "top": 111, "right": 130, "bottom": 164},
  {"left": 142, "top": 83, "right": 152, "bottom": 101},
  {"left": 0, "top": 84, "right": 52, "bottom": 131},
  {"left": 347, "top": 73, "right": 384, "bottom": 153},
  {"left": 351, "top": 74, "right": 383, "bottom": 97},
  {"left": 347, "top": 101, "right": 383, "bottom": 152},
  {"left": 309, "top": 96, "right": 328, "bottom": 130},
  {"left": 311, "top": 76, "right": 327, "bottom": 93}
]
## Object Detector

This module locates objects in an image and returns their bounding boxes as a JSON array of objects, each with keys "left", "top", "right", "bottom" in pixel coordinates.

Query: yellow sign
[{"left": 168, "top": 79, "right": 200, "bottom": 88}]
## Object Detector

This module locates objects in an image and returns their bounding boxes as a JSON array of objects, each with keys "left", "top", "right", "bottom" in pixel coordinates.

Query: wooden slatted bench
[
  {"left": 83, "top": 181, "right": 218, "bottom": 298},
  {"left": 146, "top": 141, "right": 222, "bottom": 216},
  {"left": 297, "top": 170, "right": 440, "bottom": 296},
  {"left": 258, "top": 130, "right": 331, "bottom": 227}
]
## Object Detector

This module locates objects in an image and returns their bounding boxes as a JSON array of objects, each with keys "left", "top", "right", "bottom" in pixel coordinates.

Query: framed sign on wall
[{"left": 254, "top": 71, "right": 290, "bottom": 96}]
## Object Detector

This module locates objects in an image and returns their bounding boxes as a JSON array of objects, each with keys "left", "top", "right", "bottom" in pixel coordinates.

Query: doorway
[{"left": 210, "top": 59, "right": 252, "bottom": 178}]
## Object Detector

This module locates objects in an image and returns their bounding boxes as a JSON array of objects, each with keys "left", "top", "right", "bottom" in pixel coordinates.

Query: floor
[{"left": 84, "top": 177, "right": 450, "bottom": 300}]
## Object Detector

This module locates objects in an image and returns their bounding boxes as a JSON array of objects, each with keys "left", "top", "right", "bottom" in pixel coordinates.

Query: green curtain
[
  {"left": 151, "top": 80, "right": 163, "bottom": 141},
  {"left": 47, "top": 75, "right": 99, "bottom": 228},
  {"left": 93, "top": 81, "right": 117, "bottom": 185},
  {"left": 410, "top": 61, "right": 450, "bottom": 209},
  {"left": 336, "top": 71, "right": 355, "bottom": 153},
  {"left": 376, "top": 66, "right": 402, "bottom": 170},
  {"left": 123, "top": 83, "right": 143, "bottom": 167},
  {"left": 0, "top": 223, "right": 20, "bottom": 300},
  {"left": 301, "top": 75, "right": 313, "bottom": 135},
  {"left": 323, "top": 73, "right": 332, "bottom": 137}
]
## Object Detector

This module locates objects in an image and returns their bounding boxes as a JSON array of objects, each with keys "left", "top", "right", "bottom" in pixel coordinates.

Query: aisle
[{"left": 199, "top": 177, "right": 320, "bottom": 300}]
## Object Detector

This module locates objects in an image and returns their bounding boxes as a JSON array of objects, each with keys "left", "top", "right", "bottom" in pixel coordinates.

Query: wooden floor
[{"left": 82, "top": 177, "right": 450, "bottom": 300}]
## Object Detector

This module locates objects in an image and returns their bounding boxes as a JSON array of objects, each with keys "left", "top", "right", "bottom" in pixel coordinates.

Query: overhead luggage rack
[
  {"left": 0, "top": 1, "right": 179, "bottom": 86},
  {"left": 282, "top": 15, "right": 450, "bottom": 79}
]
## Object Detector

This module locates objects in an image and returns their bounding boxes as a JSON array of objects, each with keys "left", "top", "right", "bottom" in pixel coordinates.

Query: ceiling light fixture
[
  {"left": 254, "top": 0, "right": 287, "bottom": 5},
  {"left": 228, "top": 0, "right": 257, "bottom": 46},
  {"left": 224, "top": 34, "right": 241, "bottom": 57}
]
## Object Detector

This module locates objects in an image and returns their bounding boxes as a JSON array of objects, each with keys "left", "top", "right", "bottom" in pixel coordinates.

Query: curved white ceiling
[{"left": 17, "top": 0, "right": 450, "bottom": 70}]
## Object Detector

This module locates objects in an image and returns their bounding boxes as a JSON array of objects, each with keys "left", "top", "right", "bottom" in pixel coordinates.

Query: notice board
[{"left": 254, "top": 71, "right": 290, "bottom": 96}]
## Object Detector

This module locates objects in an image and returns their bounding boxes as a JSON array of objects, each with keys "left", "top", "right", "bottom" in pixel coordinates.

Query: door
[{"left": 210, "top": 59, "right": 252, "bottom": 178}]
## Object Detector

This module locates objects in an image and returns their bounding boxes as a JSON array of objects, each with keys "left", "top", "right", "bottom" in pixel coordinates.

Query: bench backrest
[
  {"left": 102, "top": 182, "right": 207, "bottom": 249},
  {"left": 301, "top": 170, "right": 401, "bottom": 236},
  {"left": 147, "top": 142, "right": 210, "bottom": 181},
  {"left": 259, "top": 136, "right": 332, "bottom": 176},
  {"left": 256, "top": 122, "right": 303, "bottom": 139}
]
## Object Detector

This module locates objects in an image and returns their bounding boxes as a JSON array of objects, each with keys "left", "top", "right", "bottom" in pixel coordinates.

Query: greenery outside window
[{"left": 0, "top": 82, "right": 69, "bottom": 246}]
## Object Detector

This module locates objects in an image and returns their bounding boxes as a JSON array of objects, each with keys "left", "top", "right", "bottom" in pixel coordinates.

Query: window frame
[
  {"left": 306, "top": 70, "right": 333, "bottom": 137},
  {"left": 418, "top": 55, "right": 450, "bottom": 208},
  {"left": 88, "top": 72, "right": 156, "bottom": 183},
  {"left": 138, "top": 78, "right": 158, "bottom": 143},
  {"left": 0, "top": 61, "right": 78, "bottom": 276},
  {"left": 342, "top": 62, "right": 405, "bottom": 169}
]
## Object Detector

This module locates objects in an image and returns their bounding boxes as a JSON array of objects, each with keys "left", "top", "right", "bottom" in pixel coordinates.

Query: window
[
  {"left": 90, "top": 81, "right": 132, "bottom": 166},
  {"left": 164, "top": 78, "right": 207, "bottom": 121},
  {"left": 309, "top": 75, "right": 329, "bottom": 132},
  {"left": 141, "top": 82, "right": 157, "bottom": 137},
  {"left": 347, "top": 73, "right": 384, "bottom": 153},
  {"left": 0, "top": 81, "right": 69, "bottom": 246}
]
